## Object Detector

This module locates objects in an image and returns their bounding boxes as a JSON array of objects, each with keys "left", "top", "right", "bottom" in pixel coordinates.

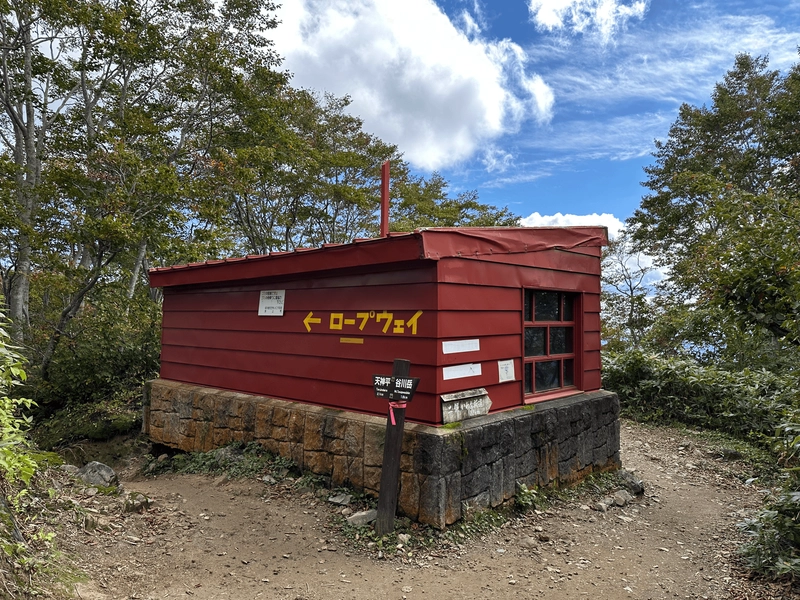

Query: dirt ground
[{"left": 63, "top": 421, "right": 798, "bottom": 600}]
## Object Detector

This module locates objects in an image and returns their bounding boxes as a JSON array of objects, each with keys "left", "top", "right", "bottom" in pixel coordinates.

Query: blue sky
[{"left": 270, "top": 0, "right": 800, "bottom": 235}]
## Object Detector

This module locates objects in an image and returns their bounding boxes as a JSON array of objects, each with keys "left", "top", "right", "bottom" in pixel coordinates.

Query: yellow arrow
[{"left": 303, "top": 311, "right": 322, "bottom": 332}]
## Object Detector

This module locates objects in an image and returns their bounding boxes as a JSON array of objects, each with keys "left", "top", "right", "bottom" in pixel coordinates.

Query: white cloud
[
  {"left": 271, "top": 0, "right": 553, "bottom": 171},
  {"left": 482, "top": 145, "right": 515, "bottom": 173},
  {"left": 521, "top": 211, "right": 624, "bottom": 238},
  {"left": 528, "top": 0, "right": 649, "bottom": 43}
]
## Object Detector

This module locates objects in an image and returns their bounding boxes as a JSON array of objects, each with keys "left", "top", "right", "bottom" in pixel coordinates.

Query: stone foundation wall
[{"left": 143, "top": 380, "right": 620, "bottom": 528}]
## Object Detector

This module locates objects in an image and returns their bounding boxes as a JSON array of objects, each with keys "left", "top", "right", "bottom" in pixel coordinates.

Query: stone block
[
  {"left": 212, "top": 427, "right": 232, "bottom": 448},
  {"left": 363, "top": 424, "right": 385, "bottom": 467},
  {"left": 288, "top": 411, "right": 305, "bottom": 443},
  {"left": 227, "top": 396, "right": 243, "bottom": 418},
  {"left": 289, "top": 443, "right": 304, "bottom": 468},
  {"left": 539, "top": 442, "right": 559, "bottom": 487},
  {"left": 240, "top": 401, "right": 256, "bottom": 433},
  {"left": 272, "top": 426, "right": 288, "bottom": 442},
  {"left": 364, "top": 466, "right": 382, "bottom": 494},
  {"left": 325, "top": 437, "right": 346, "bottom": 455},
  {"left": 462, "top": 464, "right": 490, "bottom": 498},
  {"left": 490, "top": 461, "right": 504, "bottom": 507},
  {"left": 195, "top": 422, "right": 213, "bottom": 452},
  {"left": 214, "top": 397, "right": 230, "bottom": 429},
  {"left": 347, "top": 456, "right": 364, "bottom": 489},
  {"left": 418, "top": 476, "right": 446, "bottom": 529},
  {"left": 142, "top": 403, "right": 150, "bottom": 434},
  {"left": 514, "top": 414, "right": 533, "bottom": 457},
  {"left": 276, "top": 441, "right": 290, "bottom": 461},
  {"left": 304, "top": 413, "right": 325, "bottom": 451},
  {"left": 503, "top": 454, "right": 516, "bottom": 500},
  {"left": 272, "top": 406, "right": 290, "bottom": 428},
  {"left": 559, "top": 455, "right": 579, "bottom": 480},
  {"left": 331, "top": 455, "right": 348, "bottom": 487},
  {"left": 398, "top": 472, "right": 419, "bottom": 521},
  {"left": 413, "top": 433, "right": 443, "bottom": 476},
  {"left": 148, "top": 425, "right": 165, "bottom": 444},
  {"left": 462, "top": 428, "right": 484, "bottom": 474},
  {"left": 444, "top": 472, "right": 462, "bottom": 525},
  {"left": 193, "top": 393, "right": 216, "bottom": 421},
  {"left": 254, "top": 403, "right": 273, "bottom": 440},
  {"left": 344, "top": 420, "right": 364, "bottom": 457},
  {"left": 400, "top": 450, "right": 414, "bottom": 472},
  {"left": 150, "top": 410, "right": 165, "bottom": 429},
  {"left": 516, "top": 448, "right": 537, "bottom": 480},
  {"left": 441, "top": 433, "right": 463, "bottom": 475},
  {"left": 176, "top": 397, "right": 193, "bottom": 420},
  {"left": 304, "top": 451, "right": 332, "bottom": 475}
]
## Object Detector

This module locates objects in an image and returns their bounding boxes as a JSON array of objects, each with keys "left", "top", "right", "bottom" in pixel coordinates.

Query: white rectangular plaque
[
  {"left": 442, "top": 339, "right": 480, "bottom": 355},
  {"left": 442, "top": 363, "right": 482, "bottom": 381},
  {"left": 258, "top": 290, "right": 285, "bottom": 316},
  {"left": 498, "top": 359, "right": 515, "bottom": 383}
]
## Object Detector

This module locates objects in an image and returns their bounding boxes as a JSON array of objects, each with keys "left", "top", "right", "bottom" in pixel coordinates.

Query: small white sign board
[
  {"left": 442, "top": 339, "right": 480, "bottom": 354},
  {"left": 498, "top": 359, "right": 515, "bottom": 383},
  {"left": 442, "top": 363, "right": 482, "bottom": 381},
  {"left": 258, "top": 290, "right": 285, "bottom": 316}
]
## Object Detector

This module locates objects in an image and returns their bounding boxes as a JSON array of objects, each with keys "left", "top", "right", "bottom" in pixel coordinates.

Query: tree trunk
[{"left": 126, "top": 238, "right": 148, "bottom": 299}]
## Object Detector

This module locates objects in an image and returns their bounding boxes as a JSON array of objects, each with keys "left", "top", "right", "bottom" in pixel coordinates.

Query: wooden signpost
[{"left": 373, "top": 359, "right": 420, "bottom": 535}]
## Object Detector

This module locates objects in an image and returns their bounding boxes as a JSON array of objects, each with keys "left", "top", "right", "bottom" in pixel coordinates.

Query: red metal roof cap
[{"left": 149, "top": 226, "right": 607, "bottom": 288}]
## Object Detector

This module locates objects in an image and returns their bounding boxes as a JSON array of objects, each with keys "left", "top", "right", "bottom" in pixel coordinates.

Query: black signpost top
[{"left": 373, "top": 374, "right": 420, "bottom": 402}]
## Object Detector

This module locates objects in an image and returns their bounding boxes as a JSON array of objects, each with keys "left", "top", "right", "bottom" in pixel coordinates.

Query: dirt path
[{"left": 66, "top": 422, "right": 795, "bottom": 600}]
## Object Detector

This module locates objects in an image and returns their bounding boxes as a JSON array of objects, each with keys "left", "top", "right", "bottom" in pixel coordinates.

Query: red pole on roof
[{"left": 380, "top": 160, "right": 390, "bottom": 238}]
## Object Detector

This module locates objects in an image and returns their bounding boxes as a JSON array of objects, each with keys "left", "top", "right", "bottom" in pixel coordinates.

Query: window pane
[
  {"left": 535, "top": 361, "right": 560, "bottom": 391},
  {"left": 524, "top": 327, "right": 546, "bottom": 356},
  {"left": 549, "top": 327, "right": 573, "bottom": 354},
  {"left": 563, "top": 359, "right": 574, "bottom": 387},
  {"left": 524, "top": 363, "right": 533, "bottom": 393},
  {"left": 535, "top": 291, "right": 559, "bottom": 321},
  {"left": 524, "top": 289, "right": 533, "bottom": 322},
  {"left": 563, "top": 295, "right": 574, "bottom": 321}
]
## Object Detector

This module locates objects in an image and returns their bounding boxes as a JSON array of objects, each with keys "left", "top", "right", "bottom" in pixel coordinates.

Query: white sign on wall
[
  {"left": 442, "top": 363, "right": 482, "bottom": 381},
  {"left": 498, "top": 359, "right": 515, "bottom": 383},
  {"left": 258, "top": 290, "right": 286, "bottom": 316},
  {"left": 442, "top": 339, "right": 480, "bottom": 354}
]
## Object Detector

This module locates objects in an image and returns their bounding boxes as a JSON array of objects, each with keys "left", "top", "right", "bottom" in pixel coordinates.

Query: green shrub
[
  {"left": 0, "top": 307, "right": 38, "bottom": 486},
  {"left": 30, "top": 282, "right": 161, "bottom": 411},
  {"left": 602, "top": 349, "right": 796, "bottom": 441}
]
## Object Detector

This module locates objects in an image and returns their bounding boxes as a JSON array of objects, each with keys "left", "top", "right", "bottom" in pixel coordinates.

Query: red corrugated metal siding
[
  {"left": 431, "top": 247, "right": 603, "bottom": 414},
  {"left": 159, "top": 267, "right": 445, "bottom": 423},
  {"left": 153, "top": 228, "right": 608, "bottom": 425}
]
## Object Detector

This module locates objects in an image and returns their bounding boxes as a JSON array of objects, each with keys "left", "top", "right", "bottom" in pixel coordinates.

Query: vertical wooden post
[{"left": 375, "top": 358, "right": 409, "bottom": 535}]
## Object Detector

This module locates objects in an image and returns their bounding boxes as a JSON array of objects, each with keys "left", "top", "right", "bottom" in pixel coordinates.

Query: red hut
[{"left": 149, "top": 227, "right": 607, "bottom": 426}]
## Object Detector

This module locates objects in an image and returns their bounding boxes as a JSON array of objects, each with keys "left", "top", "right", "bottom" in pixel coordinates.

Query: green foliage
[
  {"left": 628, "top": 53, "right": 800, "bottom": 349},
  {"left": 602, "top": 349, "right": 795, "bottom": 440},
  {"left": 514, "top": 483, "right": 538, "bottom": 511},
  {"left": 0, "top": 309, "right": 38, "bottom": 487},
  {"left": 31, "top": 283, "right": 160, "bottom": 411}
]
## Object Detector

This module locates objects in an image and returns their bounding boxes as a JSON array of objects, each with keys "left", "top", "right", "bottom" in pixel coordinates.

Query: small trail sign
[
  {"left": 374, "top": 359, "right": 417, "bottom": 535},
  {"left": 372, "top": 374, "right": 420, "bottom": 402}
]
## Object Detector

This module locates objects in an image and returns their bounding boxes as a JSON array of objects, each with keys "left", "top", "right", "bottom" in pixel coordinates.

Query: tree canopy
[
  {"left": 626, "top": 53, "right": 800, "bottom": 354},
  {"left": 0, "top": 0, "right": 518, "bottom": 407}
]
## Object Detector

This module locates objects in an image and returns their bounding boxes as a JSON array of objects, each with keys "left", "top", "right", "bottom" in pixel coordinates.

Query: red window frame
[{"left": 523, "top": 290, "right": 578, "bottom": 399}]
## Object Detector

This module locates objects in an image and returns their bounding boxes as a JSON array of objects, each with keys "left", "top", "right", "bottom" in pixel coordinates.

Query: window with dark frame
[{"left": 523, "top": 290, "right": 576, "bottom": 396}]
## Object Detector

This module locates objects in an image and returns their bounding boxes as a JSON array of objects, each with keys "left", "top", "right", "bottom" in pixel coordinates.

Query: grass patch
[{"left": 143, "top": 441, "right": 299, "bottom": 480}]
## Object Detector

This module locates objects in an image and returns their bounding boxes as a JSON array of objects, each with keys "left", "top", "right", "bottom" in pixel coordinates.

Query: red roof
[{"left": 149, "top": 227, "right": 608, "bottom": 288}]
